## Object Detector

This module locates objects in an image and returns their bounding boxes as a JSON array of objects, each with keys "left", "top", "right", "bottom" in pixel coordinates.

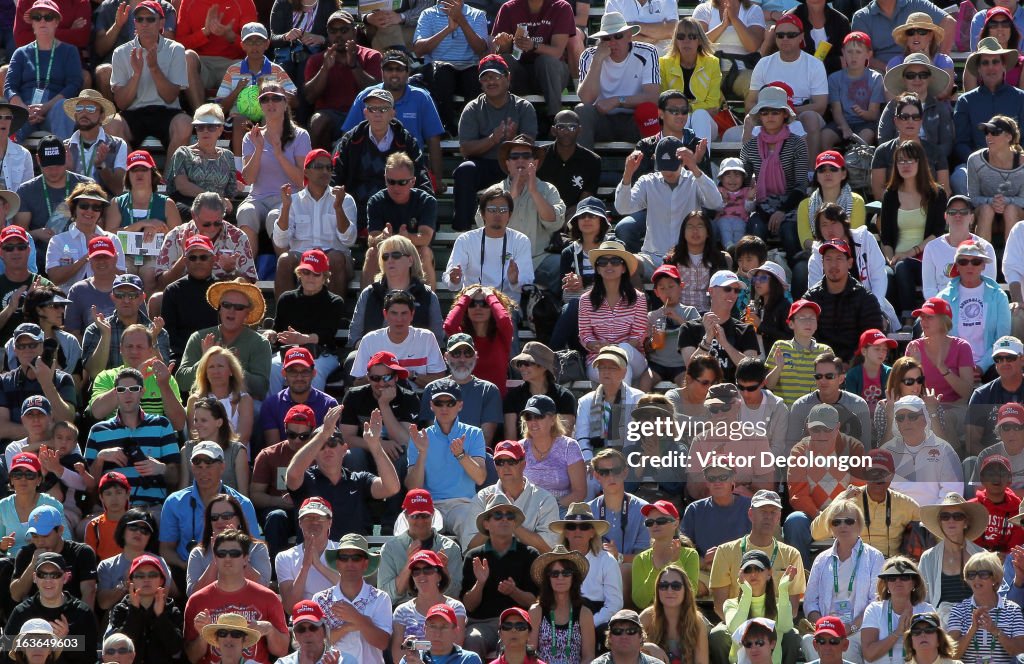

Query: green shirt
[
  {"left": 176, "top": 326, "right": 272, "bottom": 400},
  {"left": 90, "top": 365, "right": 181, "bottom": 416},
  {"left": 766, "top": 338, "right": 834, "bottom": 407},
  {"left": 630, "top": 544, "right": 700, "bottom": 609}
]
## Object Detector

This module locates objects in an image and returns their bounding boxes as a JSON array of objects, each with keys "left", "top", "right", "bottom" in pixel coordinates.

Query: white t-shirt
[
  {"left": 862, "top": 600, "right": 936, "bottom": 664},
  {"left": 691, "top": 1, "right": 765, "bottom": 58},
  {"left": 579, "top": 41, "right": 661, "bottom": 109},
  {"left": 956, "top": 283, "right": 987, "bottom": 364},
  {"left": 605, "top": 0, "right": 678, "bottom": 54},
  {"left": 750, "top": 51, "right": 828, "bottom": 105},
  {"left": 921, "top": 234, "right": 997, "bottom": 299},
  {"left": 444, "top": 227, "right": 535, "bottom": 299},
  {"left": 274, "top": 541, "right": 341, "bottom": 601},
  {"left": 350, "top": 327, "right": 446, "bottom": 379},
  {"left": 313, "top": 582, "right": 392, "bottom": 664}
]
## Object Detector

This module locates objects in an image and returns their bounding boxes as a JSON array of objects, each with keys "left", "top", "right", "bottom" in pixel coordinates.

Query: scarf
[
  {"left": 806, "top": 184, "right": 855, "bottom": 238},
  {"left": 756, "top": 125, "right": 792, "bottom": 200},
  {"left": 588, "top": 384, "right": 624, "bottom": 448}
]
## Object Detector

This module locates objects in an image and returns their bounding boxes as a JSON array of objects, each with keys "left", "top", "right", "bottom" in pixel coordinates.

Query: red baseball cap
[
  {"left": 815, "top": 616, "right": 847, "bottom": 639},
  {"left": 865, "top": 449, "right": 895, "bottom": 474},
  {"left": 641, "top": 499, "right": 679, "bottom": 520},
  {"left": 843, "top": 31, "right": 872, "bottom": 49},
  {"left": 998, "top": 403, "right": 1024, "bottom": 427},
  {"left": 99, "top": 471, "right": 131, "bottom": 492},
  {"left": 407, "top": 550, "right": 444, "bottom": 570},
  {"left": 0, "top": 226, "right": 28, "bottom": 244},
  {"left": 284, "top": 404, "right": 315, "bottom": 426},
  {"left": 633, "top": 102, "right": 661, "bottom": 138},
  {"left": 912, "top": 297, "right": 952, "bottom": 319},
  {"left": 856, "top": 328, "right": 897, "bottom": 355},
  {"left": 28, "top": 0, "right": 61, "bottom": 18},
  {"left": 367, "top": 351, "right": 410, "bottom": 379},
  {"left": 815, "top": 151, "right": 845, "bottom": 170},
  {"left": 775, "top": 13, "right": 803, "bottom": 32},
  {"left": 493, "top": 440, "right": 526, "bottom": 461},
  {"left": 652, "top": 264, "right": 683, "bottom": 284},
  {"left": 987, "top": 6, "right": 1014, "bottom": 23},
  {"left": 126, "top": 150, "right": 157, "bottom": 170},
  {"left": 88, "top": 236, "right": 117, "bottom": 258},
  {"left": 425, "top": 604, "right": 458, "bottom": 626},
  {"left": 133, "top": 0, "right": 164, "bottom": 17},
  {"left": 402, "top": 488, "right": 434, "bottom": 516},
  {"left": 982, "top": 454, "right": 1012, "bottom": 474},
  {"left": 787, "top": 299, "right": 821, "bottom": 323},
  {"left": 303, "top": 148, "right": 332, "bottom": 170},
  {"left": 298, "top": 496, "right": 332, "bottom": 519},
  {"left": 291, "top": 600, "right": 325, "bottom": 625},
  {"left": 129, "top": 553, "right": 166, "bottom": 582},
  {"left": 818, "top": 238, "right": 851, "bottom": 257},
  {"left": 283, "top": 346, "right": 315, "bottom": 370},
  {"left": 500, "top": 607, "right": 531, "bottom": 626},
  {"left": 298, "top": 249, "right": 329, "bottom": 274},
  {"left": 184, "top": 234, "right": 214, "bottom": 255},
  {"left": 10, "top": 452, "right": 40, "bottom": 473}
]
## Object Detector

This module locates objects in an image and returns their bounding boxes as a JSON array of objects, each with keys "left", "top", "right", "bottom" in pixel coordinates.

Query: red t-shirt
[
  {"left": 176, "top": 0, "right": 258, "bottom": 60},
  {"left": 184, "top": 580, "right": 288, "bottom": 664},
  {"left": 972, "top": 489, "right": 1024, "bottom": 553},
  {"left": 251, "top": 440, "right": 301, "bottom": 498},
  {"left": 862, "top": 367, "right": 883, "bottom": 417},
  {"left": 492, "top": 0, "right": 576, "bottom": 56},
  {"left": 303, "top": 47, "right": 383, "bottom": 112}
]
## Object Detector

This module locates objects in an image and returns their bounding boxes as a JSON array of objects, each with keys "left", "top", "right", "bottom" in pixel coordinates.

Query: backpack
[
  {"left": 520, "top": 285, "right": 561, "bottom": 344},
  {"left": 844, "top": 137, "right": 875, "bottom": 196}
]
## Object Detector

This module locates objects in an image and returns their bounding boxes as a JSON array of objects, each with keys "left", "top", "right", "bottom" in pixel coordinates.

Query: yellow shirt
[
  {"left": 658, "top": 52, "right": 723, "bottom": 113},
  {"left": 810, "top": 487, "right": 921, "bottom": 558},
  {"left": 895, "top": 207, "right": 927, "bottom": 254},
  {"left": 796, "top": 194, "right": 867, "bottom": 250},
  {"left": 708, "top": 535, "right": 806, "bottom": 598}
]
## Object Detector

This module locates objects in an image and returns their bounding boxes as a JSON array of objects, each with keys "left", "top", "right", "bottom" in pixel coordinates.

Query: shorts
[
  {"left": 826, "top": 119, "right": 874, "bottom": 135},
  {"left": 647, "top": 360, "right": 686, "bottom": 383},
  {"left": 124, "top": 106, "right": 187, "bottom": 146},
  {"left": 199, "top": 55, "right": 235, "bottom": 90}
]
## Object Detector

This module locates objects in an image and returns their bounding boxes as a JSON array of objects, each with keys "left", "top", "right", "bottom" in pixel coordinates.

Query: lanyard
[
  {"left": 599, "top": 495, "right": 629, "bottom": 542},
  {"left": 886, "top": 603, "right": 895, "bottom": 662},
  {"left": 548, "top": 607, "right": 573, "bottom": 662},
  {"left": 741, "top": 536, "right": 779, "bottom": 567},
  {"left": 831, "top": 542, "right": 864, "bottom": 594},
  {"left": 79, "top": 139, "right": 99, "bottom": 181},
  {"left": 44, "top": 179, "right": 71, "bottom": 220},
  {"left": 33, "top": 40, "right": 58, "bottom": 91},
  {"left": 480, "top": 230, "right": 508, "bottom": 293},
  {"left": 863, "top": 490, "right": 892, "bottom": 556},
  {"left": 969, "top": 605, "right": 1002, "bottom": 662}
]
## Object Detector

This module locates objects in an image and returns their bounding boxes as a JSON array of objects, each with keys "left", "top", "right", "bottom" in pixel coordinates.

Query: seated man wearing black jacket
[{"left": 106, "top": 553, "right": 183, "bottom": 664}]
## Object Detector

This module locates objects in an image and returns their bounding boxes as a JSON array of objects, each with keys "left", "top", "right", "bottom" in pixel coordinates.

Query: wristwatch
[
  {"left": 617, "top": 95, "right": 627, "bottom": 105},
  {"left": 456, "top": 452, "right": 466, "bottom": 460}
]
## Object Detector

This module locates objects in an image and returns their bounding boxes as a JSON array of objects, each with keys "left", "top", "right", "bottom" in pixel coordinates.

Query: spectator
[
  {"left": 0, "top": 322, "right": 76, "bottom": 438},
  {"left": 279, "top": 601, "right": 343, "bottom": 664},
  {"left": 965, "top": 7, "right": 1024, "bottom": 91},
  {"left": 176, "top": 279, "right": 273, "bottom": 399},
  {"left": 411, "top": 0, "right": 489, "bottom": 135},
  {"left": 377, "top": 490, "right": 464, "bottom": 604},
  {"left": 878, "top": 54, "right": 954, "bottom": 161},
  {"left": 451, "top": 55, "right": 537, "bottom": 231},
  {"left": 94, "top": 509, "right": 169, "bottom": 610},
  {"left": 0, "top": 224, "right": 49, "bottom": 344},
  {"left": 506, "top": 342, "right": 578, "bottom": 433},
  {"left": 442, "top": 288, "right": 515, "bottom": 400},
  {"left": 312, "top": 534, "right": 393, "bottom": 663},
  {"left": 691, "top": 0, "right": 765, "bottom": 98},
  {"left": 679, "top": 270, "right": 759, "bottom": 382},
  {"left": 663, "top": 210, "right": 732, "bottom": 312},
  {"left": 158, "top": 235, "right": 219, "bottom": 364},
  {"left": 156, "top": 193, "right": 258, "bottom": 290},
  {"left": 350, "top": 290, "right": 446, "bottom": 387},
  {"left": 83, "top": 470, "right": 131, "bottom": 560},
  {"left": 638, "top": 264, "right": 700, "bottom": 392},
  {"left": 712, "top": 556, "right": 798, "bottom": 664},
  {"left": 784, "top": 0, "right": 850, "bottom": 75},
  {"left": 236, "top": 81, "right": 311, "bottom": 252},
  {"left": 977, "top": 402, "right": 1024, "bottom": 491},
  {"left": 460, "top": 494, "right": 540, "bottom": 659},
  {"left": 845, "top": 329, "right": 895, "bottom": 416},
  {"left": 971, "top": 0, "right": 1024, "bottom": 51},
  {"left": 747, "top": 261, "right": 791, "bottom": 351},
  {"left": 902, "top": 613, "right": 961, "bottom": 664},
  {"left": 444, "top": 185, "right": 535, "bottom": 301},
  {"left": 0, "top": 453, "right": 69, "bottom": 558},
  {"left": 659, "top": 19, "right": 720, "bottom": 141},
  {"left": 872, "top": 356, "right": 947, "bottom": 447},
  {"left": 595, "top": 609, "right": 662, "bottom": 664},
  {"left": 537, "top": 110, "right": 601, "bottom": 221},
  {"left": 184, "top": 529, "right": 289, "bottom": 664},
  {"left": 872, "top": 94, "right": 951, "bottom": 203},
  {"left": 637, "top": 563, "right": 707, "bottom": 663},
  {"left": 573, "top": 346, "right": 643, "bottom": 452},
  {"left": 578, "top": 242, "right": 646, "bottom": 382},
  {"left": 421, "top": 336, "right": 502, "bottom": 441},
  {"left": 393, "top": 591, "right": 471, "bottom": 664},
  {"left": 785, "top": 352, "right": 871, "bottom": 451},
  {"left": 185, "top": 491, "right": 270, "bottom": 595},
  {"left": 163, "top": 104, "right": 238, "bottom": 214},
  {"left": 850, "top": 0, "right": 952, "bottom": 68},
  {"left": 361, "top": 152, "right": 436, "bottom": 290},
  {"left": 946, "top": 551, "right": 1024, "bottom": 662},
  {"left": 0, "top": 101, "right": 32, "bottom": 195},
  {"left": 682, "top": 462, "right": 751, "bottom": 589},
  {"left": 105, "top": 553, "right": 183, "bottom": 664},
  {"left": 92, "top": 0, "right": 178, "bottom": 90},
  {"left": 804, "top": 617, "right": 855, "bottom": 664},
  {"left": 63, "top": 89, "right": 128, "bottom": 195},
  {"left": 586, "top": 448, "right": 650, "bottom": 567},
  {"left": 184, "top": 342, "right": 253, "bottom": 444},
  {"left": 880, "top": 395, "right": 963, "bottom": 507},
  {"left": 81, "top": 276, "right": 167, "bottom": 382},
  {"left": 551, "top": 503, "right": 622, "bottom": 627},
  {"left": 7, "top": 285, "right": 80, "bottom": 380},
  {"left": 576, "top": 13, "right": 660, "bottom": 149},
  {"left": 176, "top": 0, "right": 258, "bottom": 102},
  {"left": 181, "top": 395, "right": 249, "bottom": 491},
  {"left": 821, "top": 32, "right": 882, "bottom": 150},
  {"left": 969, "top": 115, "right": 1024, "bottom": 242},
  {"left": 714, "top": 157, "right": 756, "bottom": 250},
  {"left": 886, "top": 13, "right": 955, "bottom": 97},
  {"left": 10, "top": 505, "right": 97, "bottom": 608},
  {"left": 631, "top": 500, "right": 699, "bottom": 609},
  {"left": 286, "top": 405, "right": 401, "bottom": 540},
  {"left": 304, "top": 11, "right": 382, "bottom": 150},
  {"left": 109, "top": 1, "right": 192, "bottom": 158},
  {"left": 198, "top": 614, "right": 273, "bottom": 664},
  {"left": 952, "top": 38, "right": 1024, "bottom": 195},
  {"left": 274, "top": 497, "right": 340, "bottom": 603},
  {"left": 922, "top": 196, "right": 997, "bottom": 299},
  {"left": 45, "top": 186, "right": 126, "bottom": 289},
  {"left": 969, "top": 455, "right": 1024, "bottom": 553},
  {"left": 261, "top": 351, "right": 338, "bottom": 448},
  {"left": 526, "top": 546, "right": 596, "bottom": 661},
  {"left": 8, "top": 618, "right": 70, "bottom": 664}
]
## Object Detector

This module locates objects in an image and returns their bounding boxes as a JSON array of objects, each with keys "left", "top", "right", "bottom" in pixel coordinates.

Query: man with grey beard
[{"left": 419, "top": 333, "right": 502, "bottom": 444}]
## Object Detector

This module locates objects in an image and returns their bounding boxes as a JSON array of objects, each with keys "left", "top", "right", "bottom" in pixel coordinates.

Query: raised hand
[{"left": 472, "top": 556, "right": 489, "bottom": 583}]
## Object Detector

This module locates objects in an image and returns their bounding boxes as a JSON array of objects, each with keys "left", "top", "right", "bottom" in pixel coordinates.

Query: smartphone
[
  {"left": 41, "top": 339, "right": 57, "bottom": 366},
  {"left": 126, "top": 446, "right": 149, "bottom": 465}
]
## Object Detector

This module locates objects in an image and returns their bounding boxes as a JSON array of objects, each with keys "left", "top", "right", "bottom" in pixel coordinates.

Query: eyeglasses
[
  {"left": 966, "top": 570, "right": 995, "bottom": 580},
  {"left": 595, "top": 466, "right": 624, "bottom": 476},
  {"left": 468, "top": 299, "right": 489, "bottom": 309},
  {"left": 563, "top": 523, "right": 593, "bottom": 531},
  {"left": 494, "top": 458, "right": 520, "bottom": 467},
  {"left": 74, "top": 104, "right": 98, "bottom": 113},
  {"left": 216, "top": 630, "right": 248, "bottom": 639},
  {"left": 741, "top": 565, "right": 766, "bottom": 574},
  {"left": 507, "top": 152, "right": 534, "bottom": 161},
  {"left": 996, "top": 355, "right": 1020, "bottom": 364},
  {"left": 831, "top": 517, "right": 856, "bottom": 527},
  {"left": 488, "top": 511, "right": 518, "bottom": 521},
  {"left": 410, "top": 566, "right": 437, "bottom": 577},
  {"left": 644, "top": 516, "right": 674, "bottom": 527},
  {"left": 957, "top": 258, "right": 985, "bottom": 266},
  {"left": 599, "top": 33, "right": 627, "bottom": 41},
  {"left": 897, "top": 159, "right": 919, "bottom": 166},
  {"left": 9, "top": 471, "right": 38, "bottom": 481},
  {"left": 365, "top": 105, "right": 393, "bottom": 114},
  {"left": 910, "top": 627, "right": 938, "bottom": 637},
  {"left": 553, "top": 123, "right": 580, "bottom": 131},
  {"left": 220, "top": 302, "right": 250, "bottom": 311},
  {"left": 14, "top": 342, "right": 40, "bottom": 350},
  {"left": 901, "top": 376, "right": 926, "bottom": 386},
  {"left": 939, "top": 511, "right": 967, "bottom": 521},
  {"left": 432, "top": 398, "right": 457, "bottom": 408},
  {"left": 758, "top": 109, "right": 784, "bottom": 117},
  {"left": 815, "top": 637, "right": 843, "bottom": 645},
  {"left": 736, "top": 383, "right": 761, "bottom": 392},
  {"left": 130, "top": 571, "right": 161, "bottom": 579},
  {"left": 260, "top": 94, "right": 286, "bottom": 104},
  {"left": 199, "top": 220, "right": 223, "bottom": 228},
  {"left": 946, "top": 208, "right": 972, "bottom": 217},
  {"left": 895, "top": 412, "right": 922, "bottom": 423},
  {"left": 1000, "top": 423, "right": 1024, "bottom": 431},
  {"left": 134, "top": 14, "right": 158, "bottom": 22},
  {"left": 293, "top": 624, "right": 320, "bottom": 634},
  {"left": 104, "top": 648, "right": 133, "bottom": 655},
  {"left": 1, "top": 243, "right": 28, "bottom": 252},
  {"left": 115, "top": 385, "right": 143, "bottom": 393},
  {"left": 76, "top": 202, "right": 106, "bottom": 212},
  {"left": 501, "top": 622, "right": 530, "bottom": 632},
  {"left": 449, "top": 348, "right": 476, "bottom": 358},
  {"left": 30, "top": 13, "right": 58, "bottom": 21},
  {"left": 381, "top": 251, "right": 408, "bottom": 261},
  {"left": 814, "top": 373, "right": 837, "bottom": 381},
  {"left": 194, "top": 124, "right": 221, "bottom": 132},
  {"left": 610, "top": 626, "right": 641, "bottom": 635},
  {"left": 743, "top": 640, "right": 768, "bottom": 648},
  {"left": 595, "top": 257, "right": 625, "bottom": 268},
  {"left": 386, "top": 177, "right": 413, "bottom": 186},
  {"left": 676, "top": 32, "right": 699, "bottom": 40},
  {"left": 126, "top": 524, "right": 153, "bottom": 534},
  {"left": 548, "top": 569, "right": 574, "bottom": 578},
  {"left": 211, "top": 511, "right": 237, "bottom": 522},
  {"left": 485, "top": 205, "right": 510, "bottom": 214},
  {"left": 902, "top": 71, "right": 931, "bottom": 80},
  {"left": 286, "top": 430, "right": 313, "bottom": 441},
  {"left": 663, "top": 106, "right": 689, "bottom": 116},
  {"left": 657, "top": 580, "right": 684, "bottom": 591},
  {"left": 692, "top": 377, "right": 713, "bottom": 387},
  {"left": 214, "top": 549, "right": 244, "bottom": 558},
  {"left": 113, "top": 291, "right": 140, "bottom": 300}
]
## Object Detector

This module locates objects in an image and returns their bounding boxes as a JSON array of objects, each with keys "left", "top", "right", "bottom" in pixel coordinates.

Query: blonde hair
[
  {"left": 193, "top": 103, "right": 225, "bottom": 124},
  {"left": 377, "top": 235, "right": 424, "bottom": 282},
  {"left": 964, "top": 551, "right": 1003, "bottom": 586},
  {"left": 824, "top": 499, "right": 865, "bottom": 530},
  {"left": 668, "top": 17, "right": 713, "bottom": 59},
  {"left": 191, "top": 345, "right": 246, "bottom": 406}
]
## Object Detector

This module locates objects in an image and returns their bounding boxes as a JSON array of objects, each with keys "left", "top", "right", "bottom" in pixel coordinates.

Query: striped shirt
[
  {"left": 740, "top": 135, "right": 809, "bottom": 211},
  {"left": 948, "top": 596, "right": 1024, "bottom": 664},
  {"left": 413, "top": 4, "right": 489, "bottom": 65},
  {"left": 85, "top": 410, "right": 180, "bottom": 505},
  {"left": 766, "top": 338, "right": 833, "bottom": 407},
  {"left": 578, "top": 289, "right": 648, "bottom": 362}
]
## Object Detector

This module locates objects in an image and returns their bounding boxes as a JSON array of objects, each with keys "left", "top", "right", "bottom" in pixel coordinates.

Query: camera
[{"left": 403, "top": 638, "right": 431, "bottom": 652}]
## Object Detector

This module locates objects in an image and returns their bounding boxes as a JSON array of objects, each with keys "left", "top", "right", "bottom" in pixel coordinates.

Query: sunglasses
[
  {"left": 515, "top": 360, "right": 537, "bottom": 369},
  {"left": 365, "top": 373, "right": 396, "bottom": 385},
  {"left": 260, "top": 94, "right": 286, "bottom": 104},
  {"left": 742, "top": 565, "right": 767, "bottom": 574},
  {"left": 485, "top": 205, "right": 510, "bottom": 214},
  {"left": 35, "top": 570, "right": 63, "bottom": 579},
  {"left": 30, "top": 12, "right": 58, "bottom": 20},
  {"left": 449, "top": 349, "right": 476, "bottom": 358},
  {"left": 382, "top": 251, "right": 408, "bottom": 261},
  {"left": 501, "top": 622, "right": 530, "bottom": 632},
  {"left": 113, "top": 291, "right": 140, "bottom": 300},
  {"left": 815, "top": 637, "right": 843, "bottom": 646},
  {"left": 911, "top": 627, "right": 938, "bottom": 637},
  {"left": 1, "top": 243, "right": 28, "bottom": 252},
  {"left": 957, "top": 258, "right": 985, "bottom": 267},
  {"left": 743, "top": 640, "right": 768, "bottom": 648},
  {"left": 1000, "top": 423, "right": 1024, "bottom": 431},
  {"left": 831, "top": 517, "right": 856, "bottom": 527},
  {"left": 188, "top": 254, "right": 212, "bottom": 262},
  {"left": 365, "top": 105, "right": 393, "bottom": 114},
  {"left": 966, "top": 570, "right": 995, "bottom": 580},
  {"left": 718, "top": 286, "right": 743, "bottom": 294},
  {"left": 126, "top": 524, "right": 153, "bottom": 534},
  {"left": 293, "top": 624, "right": 320, "bottom": 634},
  {"left": 902, "top": 71, "right": 931, "bottom": 80},
  {"left": 74, "top": 104, "right": 98, "bottom": 113},
  {"left": 553, "top": 123, "right": 580, "bottom": 131},
  {"left": 507, "top": 151, "right": 535, "bottom": 161},
  {"left": 468, "top": 299, "right": 489, "bottom": 309},
  {"left": 563, "top": 523, "right": 593, "bottom": 531},
  {"left": 306, "top": 163, "right": 332, "bottom": 171},
  {"left": 286, "top": 430, "right": 313, "bottom": 441},
  {"left": 814, "top": 373, "right": 837, "bottom": 381},
  {"left": 386, "top": 177, "right": 413, "bottom": 186},
  {"left": 611, "top": 626, "right": 640, "bottom": 635},
  {"left": 595, "top": 466, "right": 624, "bottom": 476},
  {"left": 664, "top": 106, "right": 689, "bottom": 115},
  {"left": 104, "top": 648, "right": 133, "bottom": 655},
  {"left": 324, "top": 437, "right": 343, "bottom": 448},
  {"left": 214, "top": 549, "right": 244, "bottom": 558},
  {"left": 596, "top": 257, "right": 626, "bottom": 268},
  {"left": 432, "top": 399, "right": 457, "bottom": 408},
  {"left": 600, "top": 33, "right": 627, "bottom": 41},
  {"left": 657, "top": 580, "right": 684, "bottom": 591},
  {"left": 946, "top": 208, "right": 972, "bottom": 218},
  {"left": 115, "top": 385, "right": 143, "bottom": 393},
  {"left": 548, "top": 569, "right": 574, "bottom": 578},
  {"left": 895, "top": 412, "right": 923, "bottom": 423},
  {"left": 736, "top": 383, "right": 760, "bottom": 392},
  {"left": 896, "top": 113, "right": 923, "bottom": 122},
  {"left": 410, "top": 566, "right": 437, "bottom": 577},
  {"left": 939, "top": 511, "right": 967, "bottom": 521},
  {"left": 408, "top": 512, "right": 432, "bottom": 520},
  {"left": 216, "top": 630, "right": 248, "bottom": 639},
  {"left": 816, "top": 165, "right": 840, "bottom": 174},
  {"left": 884, "top": 573, "right": 917, "bottom": 582},
  {"left": 676, "top": 32, "right": 699, "bottom": 40},
  {"left": 985, "top": 127, "right": 1007, "bottom": 139},
  {"left": 199, "top": 220, "right": 224, "bottom": 228},
  {"left": 130, "top": 571, "right": 161, "bottom": 579},
  {"left": 195, "top": 124, "right": 221, "bottom": 132},
  {"left": 902, "top": 376, "right": 926, "bottom": 386},
  {"left": 488, "top": 511, "right": 518, "bottom": 521},
  {"left": 644, "top": 516, "right": 674, "bottom": 527},
  {"left": 14, "top": 341, "right": 39, "bottom": 350},
  {"left": 220, "top": 302, "right": 250, "bottom": 311},
  {"left": 134, "top": 14, "right": 158, "bottom": 22},
  {"left": 995, "top": 355, "right": 1021, "bottom": 364},
  {"left": 706, "top": 473, "right": 732, "bottom": 482},
  {"left": 211, "top": 511, "right": 237, "bottom": 522},
  {"left": 708, "top": 403, "right": 734, "bottom": 415},
  {"left": 9, "top": 471, "right": 38, "bottom": 481},
  {"left": 76, "top": 202, "right": 106, "bottom": 212},
  {"left": 758, "top": 109, "right": 784, "bottom": 117},
  {"left": 494, "top": 458, "right": 520, "bottom": 467},
  {"left": 522, "top": 412, "right": 550, "bottom": 421},
  {"left": 775, "top": 31, "right": 801, "bottom": 39},
  {"left": 327, "top": 25, "right": 353, "bottom": 34},
  {"left": 334, "top": 553, "right": 368, "bottom": 562}
]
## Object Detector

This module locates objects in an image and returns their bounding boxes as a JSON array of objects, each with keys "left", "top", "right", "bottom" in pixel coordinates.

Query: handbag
[
  {"left": 713, "top": 105, "right": 739, "bottom": 138},
  {"left": 554, "top": 349, "right": 587, "bottom": 384},
  {"left": 520, "top": 285, "right": 561, "bottom": 344}
]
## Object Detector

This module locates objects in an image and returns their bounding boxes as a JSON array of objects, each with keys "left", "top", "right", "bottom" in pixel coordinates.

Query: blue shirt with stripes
[
  {"left": 85, "top": 409, "right": 179, "bottom": 505},
  {"left": 412, "top": 4, "right": 489, "bottom": 66}
]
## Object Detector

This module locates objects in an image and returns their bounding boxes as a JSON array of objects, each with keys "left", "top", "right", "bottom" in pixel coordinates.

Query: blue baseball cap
[
  {"left": 20, "top": 395, "right": 51, "bottom": 417},
  {"left": 26, "top": 505, "right": 62, "bottom": 537}
]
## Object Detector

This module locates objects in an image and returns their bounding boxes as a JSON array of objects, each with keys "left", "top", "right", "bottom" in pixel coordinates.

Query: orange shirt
[{"left": 84, "top": 513, "right": 122, "bottom": 561}]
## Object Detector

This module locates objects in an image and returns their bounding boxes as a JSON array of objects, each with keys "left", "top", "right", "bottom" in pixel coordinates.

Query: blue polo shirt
[
  {"left": 418, "top": 376, "right": 502, "bottom": 429},
  {"left": 851, "top": 0, "right": 948, "bottom": 62},
  {"left": 408, "top": 418, "right": 485, "bottom": 500},
  {"left": 587, "top": 493, "right": 651, "bottom": 556},
  {"left": 159, "top": 482, "right": 261, "bottom": 562},
  {"left": 341, "top": 84, "right": 446, "bottom": 148},
  {"left": 413, "top": 4, "right": 489, "bottom": 65},
  {"left": 259, "top": 387, "right": 338, "bottom": 437},
  {"left": 84, "top": 409, "right": 179, "bottom": 505}
]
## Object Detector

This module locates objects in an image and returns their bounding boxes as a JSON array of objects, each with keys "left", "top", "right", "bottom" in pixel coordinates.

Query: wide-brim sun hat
[
  {"left": 62, "top": 89, "right": 115, "bottom": 124},
  {"left": 324, "top": 533, "right": 381, "bottom": 576},
  {"left": 892, "top": 12, "right": 945, "bottom": 46},
  {"left": 752, "top": 261, "right": 789, "bottom": 290},
  {"left": 200, "top": 613, "right": 262, "bottom": 649},
  {"left": 529, "top": 545, "right": 591, "bottom": 585},
  {"left": 590, "top": 11, "right": 640, "bottom": 39},
  {"left": 920, "top": 492, "right": 990, "bottom": 541},
  {"left": 206, "top": 278, "right": 267, "bottom": 327},
  {"left": 749, "top": 86, "right": 795, "bottom": 125},
  {"left": 549, "top": 502, "right": 611, "bottom": 537},
  {"left": 475, "top": 494, "right": 526, "bottom": 534},
  {"left": 0, "top": 100, "right": 28, "bottom": 133},
  {"left": 589, "top": 240, "right": 638, "bottom": 276},
  {"left": 883, "top": 52, "right": 952, "bottom": 97},
  {"left": 965, "top": 37, "right": 1019, "bottom": 77},
  {"left": 0, "top": 190, "right": 20, "bottom": 220}
]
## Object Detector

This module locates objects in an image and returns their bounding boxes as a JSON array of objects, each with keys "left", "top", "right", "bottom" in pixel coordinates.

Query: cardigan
[
  {"left": 658, "top": 51, "right": 723, "bottom": 112},
  {"left": 919, "top": 538, "right": 986, "bottom": 623},
  {"left": 879, "top": 187, "right": 947, "bottom": 252}
]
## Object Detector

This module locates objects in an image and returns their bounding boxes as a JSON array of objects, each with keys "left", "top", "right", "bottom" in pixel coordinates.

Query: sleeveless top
[
  {"left": 537, "top": 613, "right": 582, "bottom": 664},
  {"left": 113, "top": 191, "right": 170, "bottom": 227},
  {"left": 209, "top": 391, "right": 247, "bottom": 432}
]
